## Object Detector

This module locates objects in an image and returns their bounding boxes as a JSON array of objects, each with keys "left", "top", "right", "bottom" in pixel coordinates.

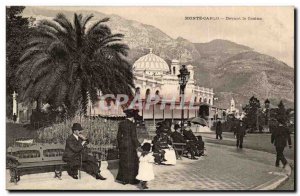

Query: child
[{"left": 136, "top": 141, "right": 155, "bottom": 189}]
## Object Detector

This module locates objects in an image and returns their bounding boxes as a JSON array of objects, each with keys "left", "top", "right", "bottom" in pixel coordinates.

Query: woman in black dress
[{"left": 116, "top": 109, "right": 140, "bottom": 185}]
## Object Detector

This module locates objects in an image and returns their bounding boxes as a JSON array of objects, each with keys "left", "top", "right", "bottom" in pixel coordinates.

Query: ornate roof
[{"left": 133, "top": 49, "right": 170, "bottom": 73}]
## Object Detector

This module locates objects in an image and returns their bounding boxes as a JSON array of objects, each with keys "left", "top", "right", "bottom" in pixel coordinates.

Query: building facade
[{"left": 90, "top": 49, "right": 215, "bottom": 123}]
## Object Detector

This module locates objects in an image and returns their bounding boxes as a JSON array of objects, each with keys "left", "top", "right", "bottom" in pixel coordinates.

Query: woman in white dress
[{"left": 136, "top": 141, "right": 155, "bottom": 189}]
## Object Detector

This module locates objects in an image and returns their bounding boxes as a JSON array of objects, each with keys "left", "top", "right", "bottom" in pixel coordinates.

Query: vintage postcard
[{"left": 6, "top": 6, "right": 295, "bottom": 191}]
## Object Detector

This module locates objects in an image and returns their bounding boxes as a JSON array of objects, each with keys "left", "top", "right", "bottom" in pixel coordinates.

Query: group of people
[
  {"left": 215, "top": 118, "right": 292, "bottom": 168},
  {"left": 61, "top": 110, "right": 292, "bottom": 190},
  {"left": 61, "top": 108, "right": 206, "bottom": 189},
  {"left": 152, "top": 120, "right": 205, "bottom": 163},
  {"left": 215, "top": 119, "right": 246, "bottom": 148}
]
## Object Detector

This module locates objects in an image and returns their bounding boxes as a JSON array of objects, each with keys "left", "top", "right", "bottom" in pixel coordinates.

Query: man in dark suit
[
  {"left": 271, "top": 119, "right": 292, "bottom": 168},
  {"left": 182, "top": 123, "right": 205, "bottom": 158},
  {"left": 170, "top": 124, "right": 197, "bottom": 159},
  {"left": 216, "top": 119, "right": 223, "bottom": 140},
  {"left": 62, "top": 123, "right": 106, "bottom": 180},
  {"left": 233, "top": 120, "right": 246, "bottom": 148}
]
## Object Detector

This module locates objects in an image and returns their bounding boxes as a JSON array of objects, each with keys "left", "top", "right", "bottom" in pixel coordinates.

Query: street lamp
[
  {"left": 177, "top": 65, "right": 190, "bottom": 131},
  {"left": 264, "top": 99, "right": 270, "bottom": 131}
]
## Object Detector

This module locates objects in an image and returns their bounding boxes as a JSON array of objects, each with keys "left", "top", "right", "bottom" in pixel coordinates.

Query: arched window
[
  {"left": 155, "top": 90, "right": 160, "bottom": 95},
  {"left": 135, "top": 87, "right": 140, "bottom": 95},
  {"left": 173, "top": 67, "right": 176, "bottom": 75},
  {"left": 208, "top": 99, "right": 211, "bottom": 104},
  {"left": 199, "top": 97, "right": 202, "bottom": 103},
  {"left": 194, "top": 97, "right": 197, "bottom": 103},
  {"left": 146, "top": 89, "right": 151, "bottom": 99}
]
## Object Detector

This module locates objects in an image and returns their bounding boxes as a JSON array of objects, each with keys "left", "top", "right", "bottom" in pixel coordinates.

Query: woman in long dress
[{"left": 116, "top": 109, "right": 140, "bottom": 184}]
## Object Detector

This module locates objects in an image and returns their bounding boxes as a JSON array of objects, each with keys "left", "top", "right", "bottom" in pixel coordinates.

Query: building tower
[
  {"left": 230, "top": 98, "right": 236, "bottom": 112},
  {"left": 171, "top": 59, "right": 180, "bottom": 76}
]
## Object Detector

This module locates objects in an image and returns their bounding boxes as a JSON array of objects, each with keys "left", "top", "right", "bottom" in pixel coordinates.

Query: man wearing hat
[
  {"left": 271, "top": 118, "right": 292, "bottom": 168},
  {"left": 170, "top": 124, "right": 197, "bottom": 159},
  {"left": 233, "top": 120, "right": 246, "bottom": 148},
  {"left": 62, "top": 123, "right": 106, "bottom": 180},
  {"left": 215, "top": 119, "right": 223, "bottom": 140},
  {"left": 182, "top": 122, "right": 203, "bottom": 159}
]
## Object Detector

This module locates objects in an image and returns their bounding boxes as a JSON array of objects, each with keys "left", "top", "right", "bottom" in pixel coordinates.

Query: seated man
[
  {"left": 183, "top": 123, "right": 205, "bottom": 157},
  {"left": 170, "top": 124, "right": 198, "bottom": 159},
  {"left": 62, "top": 123, "right": 106, "bottom": 180}
]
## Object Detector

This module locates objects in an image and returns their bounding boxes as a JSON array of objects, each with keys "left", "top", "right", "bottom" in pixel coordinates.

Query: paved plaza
[{"left": 7, "top": 141, "right": 291, "bottom": 191}]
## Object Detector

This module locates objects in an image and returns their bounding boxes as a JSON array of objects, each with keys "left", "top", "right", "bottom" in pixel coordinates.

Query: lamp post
[
  {"left": 177, "top": 65, "right": 190, "bottom": 131},
  {"left": 264, "top": 99, "right": 270, "bottom": 132}
]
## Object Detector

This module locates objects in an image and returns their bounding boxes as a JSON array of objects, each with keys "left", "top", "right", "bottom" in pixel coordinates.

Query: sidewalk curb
[{"left": 252, "top": 171, "right": 290, "bottom": 190}]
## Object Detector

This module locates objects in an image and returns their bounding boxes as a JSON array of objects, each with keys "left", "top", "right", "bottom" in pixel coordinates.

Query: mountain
[
  {"left": 22, "top": 7, "right": 295, "bottom": 109},
  {"left": 211, "top": 50, "right": 294, "bottom": 109}
]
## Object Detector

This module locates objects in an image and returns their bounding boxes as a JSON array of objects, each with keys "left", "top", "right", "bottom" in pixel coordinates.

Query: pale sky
[{"left": 31, "top": 6, "right": 294, "bottom": 67}]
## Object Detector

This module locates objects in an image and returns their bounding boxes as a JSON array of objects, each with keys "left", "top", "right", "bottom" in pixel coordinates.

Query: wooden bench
[
  {"left": 172, "top": 142, "right": 188, "bottom": 159},
  {"left": 6, "top": 143, "right": 106, "bottom": 184},
  {"left": 6, "top": 144, "right": 69, "bottom": 184}
]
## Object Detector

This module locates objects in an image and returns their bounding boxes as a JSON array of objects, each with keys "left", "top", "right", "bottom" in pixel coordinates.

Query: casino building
[{"left": 89, "top": 49, "right": 219, "bottom": 125}]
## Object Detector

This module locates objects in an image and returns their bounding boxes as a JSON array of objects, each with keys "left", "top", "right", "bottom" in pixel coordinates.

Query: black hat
[
  {"left": 72, "top": 123, "right": 83, "bottom": 131},
  {"left": 174, "top": 124, "right": 180, "bottom": 130},
  {"left": 141, "top": 143, "right": 151, "bottom": 152},
  {"left": 156, "top": 121, "right": 163, "bottom": 127},
  {"left": 124, "top": 109, "right": 139, "bottom": 118}
]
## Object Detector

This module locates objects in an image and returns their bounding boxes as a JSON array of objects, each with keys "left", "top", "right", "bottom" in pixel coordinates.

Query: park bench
[
  {"left": 172, "top": 142, "right": 188, "bottom": 159},
  {"left": 172, "top": 136, "right": 206, "bottom": 159},
  {"left": 6, "top": 143, "right": 106, "bottom": 184}
]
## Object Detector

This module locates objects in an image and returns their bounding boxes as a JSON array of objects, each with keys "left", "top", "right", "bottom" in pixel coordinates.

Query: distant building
[{"left": 226, "top": 98, "right": 242, "bottom": 119}]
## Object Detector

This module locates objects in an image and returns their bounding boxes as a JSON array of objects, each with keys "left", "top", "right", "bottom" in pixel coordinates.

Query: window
[
  {"left": 199, "top": 97, "right": 202, "bottom": 103},
  {"left": 155, "top": 90, "right": 160, "bottom": 95},
  {"left": 173, "top": 67, "right": 176, "bottom": 75},
  {"left": 135, "top": 87, "right": 140, "bottom": 95},
  {"left": 146, "top": 89, "right": 151, "bottom": 99}
]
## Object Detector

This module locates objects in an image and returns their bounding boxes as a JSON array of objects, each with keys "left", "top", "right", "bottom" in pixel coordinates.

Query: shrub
[{"left": 36, "top": 117, "right": 120, "bottom": 146}]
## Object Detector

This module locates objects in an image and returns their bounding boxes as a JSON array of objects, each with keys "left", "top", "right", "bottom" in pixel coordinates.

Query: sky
[{"left": 26, "top": 6, "right": 294, "bottom": 67}]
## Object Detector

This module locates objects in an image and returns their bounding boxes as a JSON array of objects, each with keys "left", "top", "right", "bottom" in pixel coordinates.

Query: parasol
[{"left": 189, "top": 117, "right": 208, "bottom": 127}]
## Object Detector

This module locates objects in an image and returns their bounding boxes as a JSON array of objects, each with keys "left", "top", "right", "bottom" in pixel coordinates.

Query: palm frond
[
  {"left": 53, "top": 13, "right": 73, "bottom": 34},
  {"left": 81, "top": 14, "right": 94, "bottom": 30},
  {"left": 86, "top": 17, "right": 110, "bottom": 35}
]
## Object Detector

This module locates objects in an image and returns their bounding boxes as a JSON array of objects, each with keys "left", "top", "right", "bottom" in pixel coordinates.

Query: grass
[{"left": 6, "top": 123, "right": 38, "bottom": 147}]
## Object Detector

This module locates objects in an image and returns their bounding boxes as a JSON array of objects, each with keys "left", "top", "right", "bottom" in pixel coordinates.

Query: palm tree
[{"left": 17, "top": 13, "right": 134, "bottom": 117}]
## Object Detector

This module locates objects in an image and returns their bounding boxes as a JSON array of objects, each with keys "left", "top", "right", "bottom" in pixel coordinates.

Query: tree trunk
[{"left": 36, "top": 99, "right": 41, "bottom": 112}]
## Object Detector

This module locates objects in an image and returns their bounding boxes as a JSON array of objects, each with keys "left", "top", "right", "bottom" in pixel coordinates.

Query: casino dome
[{"left": 133, "top": 49, "right": 170, "bottom": 73}]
